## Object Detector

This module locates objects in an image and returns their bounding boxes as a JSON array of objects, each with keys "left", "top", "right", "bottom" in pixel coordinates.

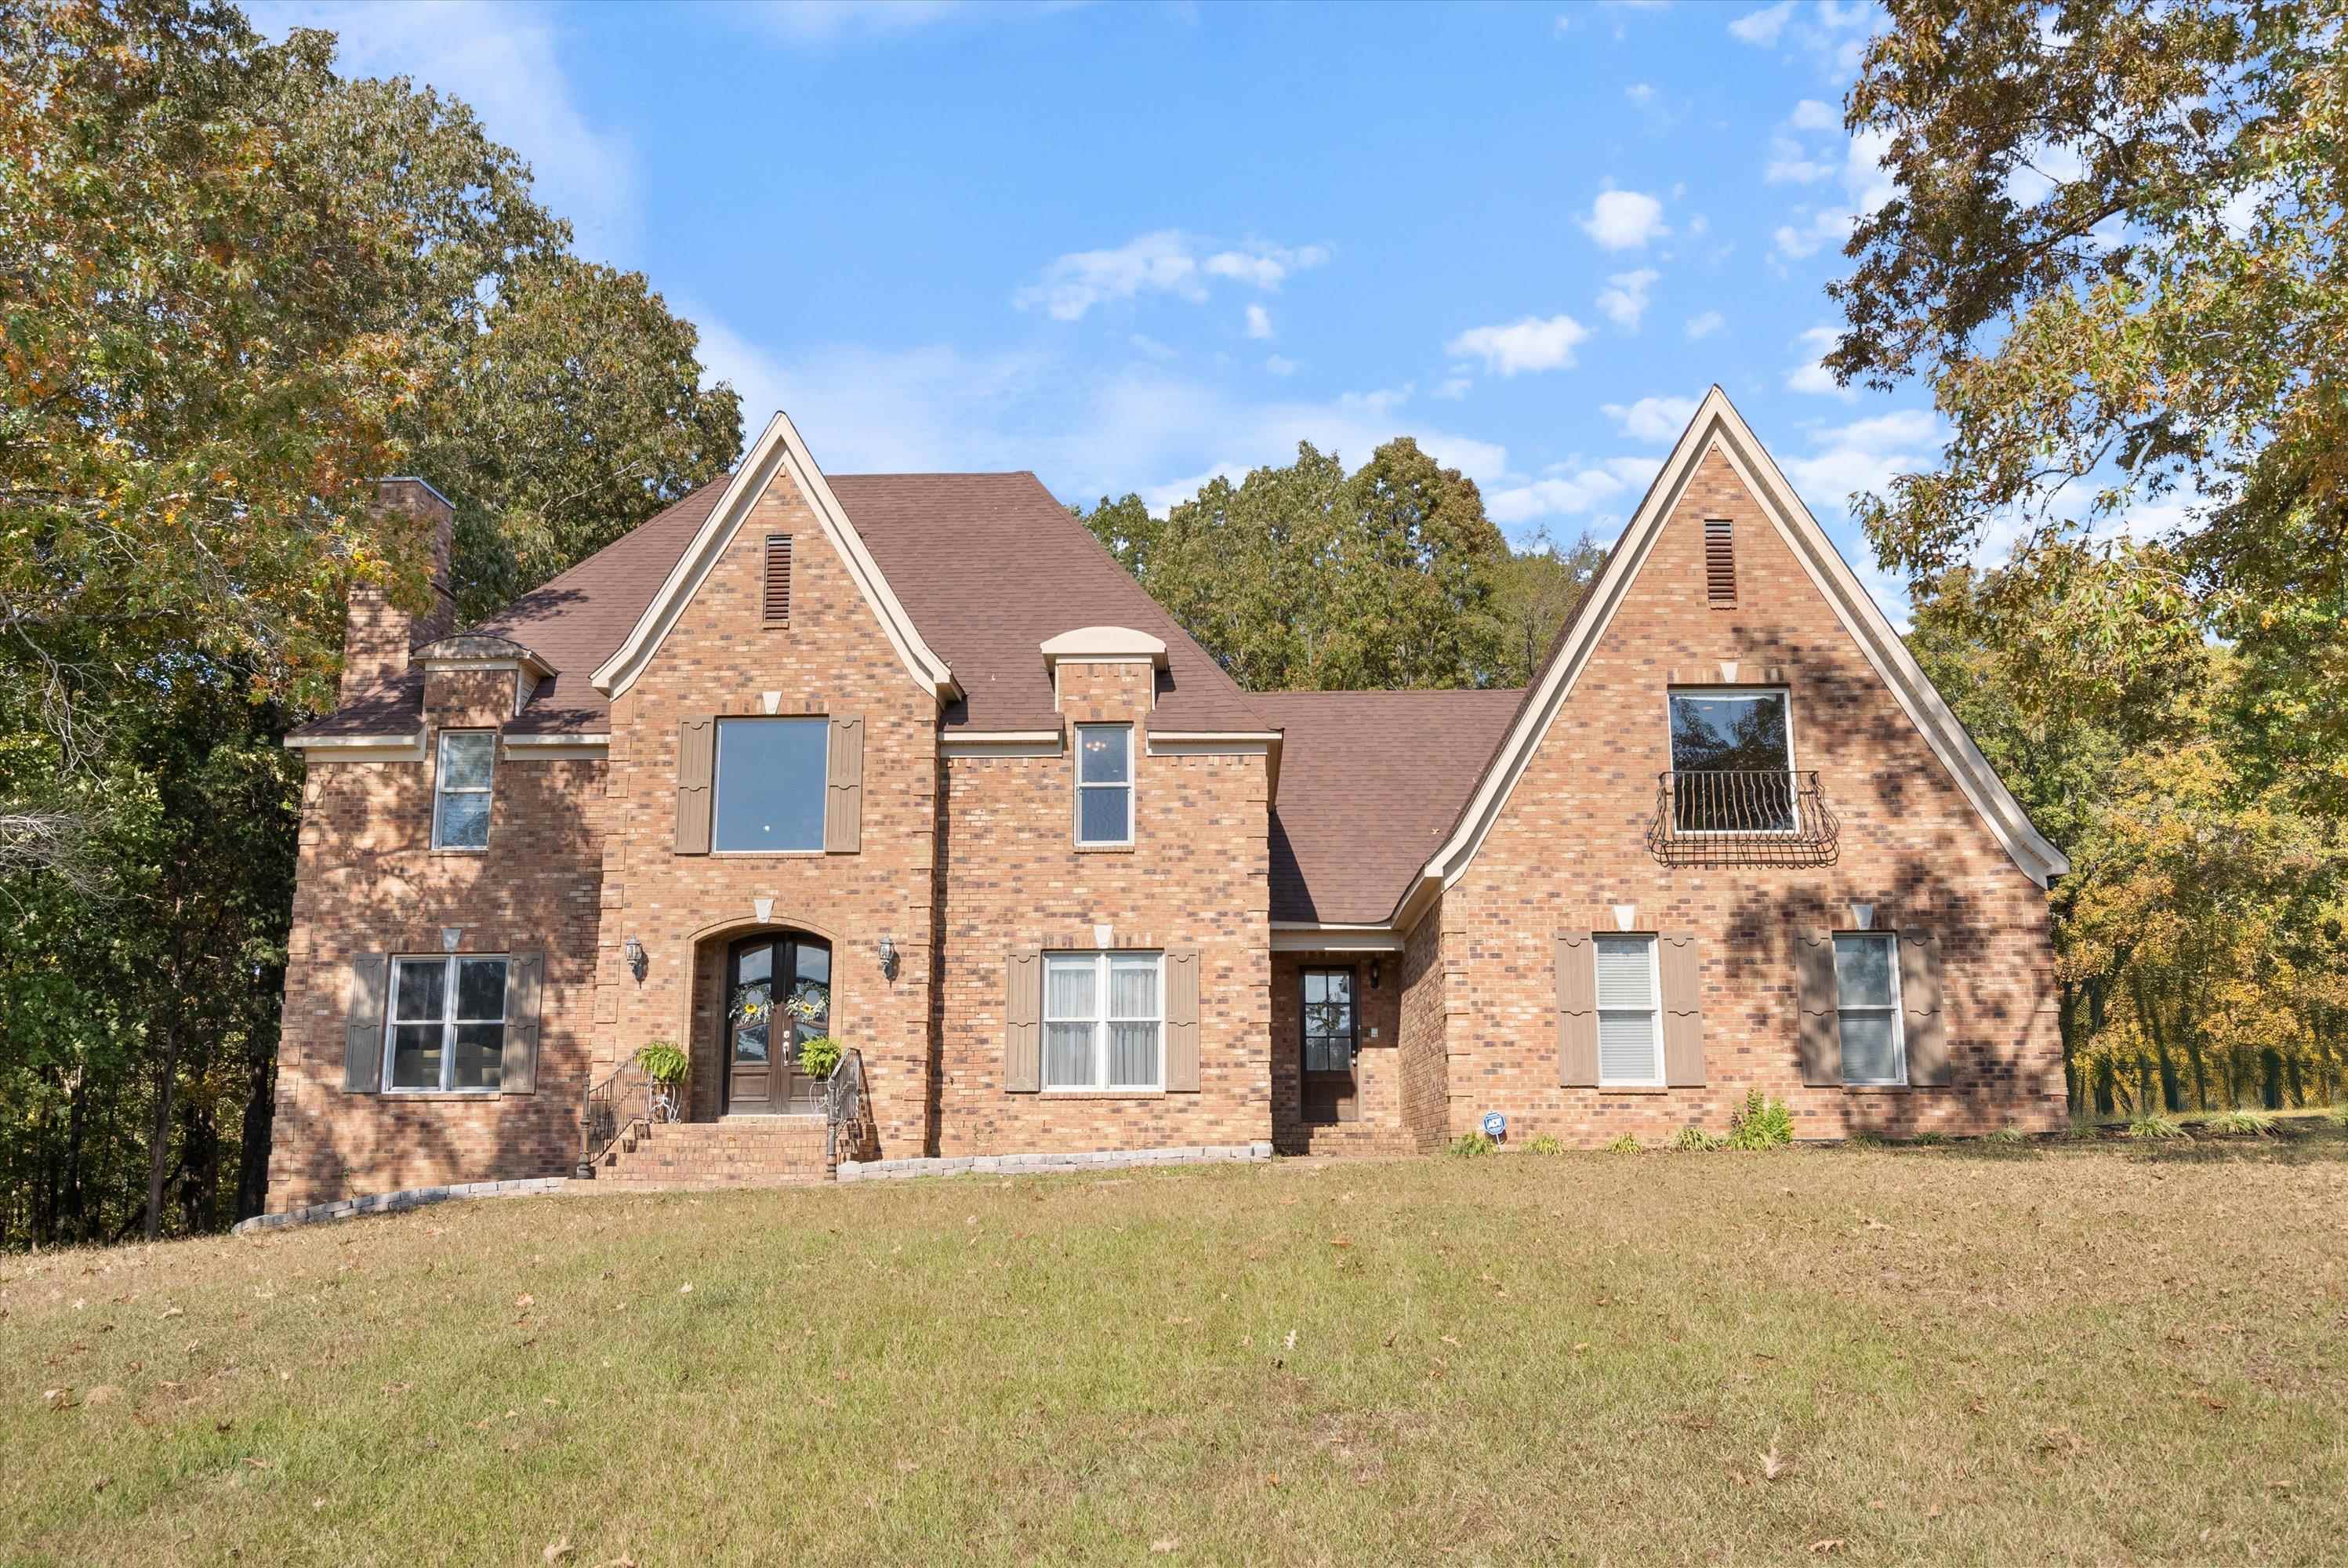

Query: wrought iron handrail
[
  {"left": 578, "top": 1058, "right": 657, "bottom": 1177},
  {"left": 825, "top": 1048, "right": 874, "bottom": 1167},
  {"left": 1646, "top": 769, "right": 1838, "bottom": 868}
]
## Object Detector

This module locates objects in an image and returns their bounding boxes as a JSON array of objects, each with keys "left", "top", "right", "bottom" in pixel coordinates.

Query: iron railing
[
  {"left": 577, "top": 1058, "right": 657, "bottom": 1178},
  {"left": 825, "top": 1049, "right": 875, "bottom": 1167},
  {"left": 1646, "top": 769, "right": 1838, "bottom": 868}
]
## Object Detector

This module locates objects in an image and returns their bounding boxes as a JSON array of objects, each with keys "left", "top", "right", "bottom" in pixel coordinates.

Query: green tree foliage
[
  {"left": 0, "top": 0, "right": 742, "bottom": 1244},
  {"left": 1078, "top": 437, "right": 1583, "bottom": 691},
  {"left": 1831, "top": 0, "right": 2348, "bottom": 807}
]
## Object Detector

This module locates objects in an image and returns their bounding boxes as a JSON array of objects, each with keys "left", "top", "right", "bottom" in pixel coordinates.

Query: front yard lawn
[{"left": 5, "top": 1133, "right": 2346, "bottom": 1566}]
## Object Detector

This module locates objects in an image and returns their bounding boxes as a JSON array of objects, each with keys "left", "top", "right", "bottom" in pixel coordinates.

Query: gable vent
[
  {"left": 762, "top": 534, "right": 792, "bottom": 626},
  {"left": 1704, "top": 518, "right": 1736, "bottom": 608}
]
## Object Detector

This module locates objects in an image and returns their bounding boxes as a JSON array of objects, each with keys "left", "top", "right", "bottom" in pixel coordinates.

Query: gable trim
[
  {"left": 589, "top": 412, "right": 958, "bottom": 702},
  {"left": 1403, "top": 387, "right": 2067, "bottom": 912}
]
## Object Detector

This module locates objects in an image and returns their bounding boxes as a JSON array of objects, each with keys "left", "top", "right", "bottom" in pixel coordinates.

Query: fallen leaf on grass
[
  {"left": 42, "top": 1388, "right": 76, "bottom": 1411},
  {"left": 1571, "top": 1342, "right": 1591, "bottom": 1355},
  {"left": 1439, "top": 1335, "right": 1460, "bottom": 1347},
  {"left": 1150, "top": 1539, "right": 1179, "bottom": 1555},
  {"left": 677, "top": 1283, "right": 692, "bottom": 1295},
  {"left": 1807, "top": 1540, "right": 1845, "bottom": 1555},
  {"left": 241, "top": 1457, "right": 270, "bottom": 1471},
  {"left": 158, "top": 1306, "right": 183, "bottom": 1320},
  {"left": 895, "top": 1459, "right": 920, "bottom": 1474},
  {"left": 544, "top": 1540, "right": 573, "bottom": 1564},
  {"left": 514, "top": 1294, "right": 535, "bottom": 1310},
  {"left": 1329, "top": 1236, "right": 1353, "bottom": 1249},
  {"left": 1761, "top": 1447, "right": 1790, "bottom": 1482}
]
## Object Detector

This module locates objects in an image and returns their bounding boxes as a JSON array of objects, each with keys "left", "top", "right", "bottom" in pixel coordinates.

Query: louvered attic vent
[
  {"left": 763, "top": 534, "right": 792, "bottom": 626},
  {"left": 1704, "top": 518, "right": 1736, "bottom": 608}
]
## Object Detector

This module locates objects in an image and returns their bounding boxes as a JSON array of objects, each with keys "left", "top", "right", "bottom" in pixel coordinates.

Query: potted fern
[
  {"left": 635, "top": 1039, "right": 689, "bottom": 1123},
  {"left": 797, "top": 1033, "right": 842, "bottom": 1081}
]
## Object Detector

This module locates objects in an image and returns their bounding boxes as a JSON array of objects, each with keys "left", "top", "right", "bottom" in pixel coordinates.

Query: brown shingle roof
[{"left": 1254, "top": 688, "right": 1526, "bottom": 925}]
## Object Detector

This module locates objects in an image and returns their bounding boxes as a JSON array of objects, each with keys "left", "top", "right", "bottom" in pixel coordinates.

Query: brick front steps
[
  {"left": 1274, "top": 1124, "right": 1424, "bottom": 1160},
  {"left": 586, "top": 1115, "right": 831, "bottom": 1189}
]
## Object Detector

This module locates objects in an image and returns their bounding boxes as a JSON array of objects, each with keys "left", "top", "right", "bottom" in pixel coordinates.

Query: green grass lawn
[{"left": 7, "top": 1133, "right": 2347, "bottom": 1566}]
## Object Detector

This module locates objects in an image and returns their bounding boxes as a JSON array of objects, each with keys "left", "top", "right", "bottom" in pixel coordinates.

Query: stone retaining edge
[
  {"left": 230, "top": 1176, "right": 570, "bottom": 1235},
  {"left": 836, "top": 1142, "right": 1275, "bottom": 1183}
]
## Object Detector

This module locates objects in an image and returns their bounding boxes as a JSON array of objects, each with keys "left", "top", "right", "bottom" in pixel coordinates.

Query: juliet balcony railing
[{"left": 1646, "top": 769, "right": 1839, "bottom": 868}]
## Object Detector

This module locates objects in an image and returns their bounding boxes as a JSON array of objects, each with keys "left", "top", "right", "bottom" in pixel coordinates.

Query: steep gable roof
[{"left": 1396, "top": 387, "right": 2068, "bottom": 924}]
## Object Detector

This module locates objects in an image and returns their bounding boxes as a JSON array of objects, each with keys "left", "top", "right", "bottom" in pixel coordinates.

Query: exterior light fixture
[
  {"left": 623, "top": 935, "right": 648, "bottom": 981},
  {"left": 877, "top": 931, "right": 899, "bottom": 981},
  {"left": 1369, "top": 959, "right": 1382, "bottom": 989}
]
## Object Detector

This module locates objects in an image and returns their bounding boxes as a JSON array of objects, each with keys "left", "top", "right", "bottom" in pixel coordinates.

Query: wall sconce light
[
  {"left": 1368, "top": 959, "right": 1382, "bottom": 989},
  {"left": 877, "top": 931, "right": 899, "bottom": 982},
  {"left": 622, "top": 935, "right": 648, "bottom": 982}
]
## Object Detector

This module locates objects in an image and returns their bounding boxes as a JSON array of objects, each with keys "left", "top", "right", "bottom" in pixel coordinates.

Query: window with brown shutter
[
  {"left": 1704, "top": 518, "right": 1736, "bottom": 607},
  {"left": 762, "top": 534, "right": 792, "bottom": 626}
]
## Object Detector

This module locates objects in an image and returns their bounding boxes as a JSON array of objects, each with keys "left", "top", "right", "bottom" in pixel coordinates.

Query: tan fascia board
[
  {"left": 502, "top": 733, "right": 609, "bottom": 761},
  {"left": 1271, "top": 924, "right": 1404, "bottom": 954},
  {"left": 941, "top": 730, "right": 1065, "bottom": 758},
  {"left": 1403, "top": 387, "right": 2067, "bottom": 908},
  {"left": 589, "top": 412, "right": 958, "bottom": 705},
  {"left": 282, "top": 732, "right": 426, "bottom": 762}
]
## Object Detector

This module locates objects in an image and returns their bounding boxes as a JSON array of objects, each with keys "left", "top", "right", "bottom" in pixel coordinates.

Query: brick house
[{"left": 270, "top": 388, "right": 2067, "bottom": 1209}]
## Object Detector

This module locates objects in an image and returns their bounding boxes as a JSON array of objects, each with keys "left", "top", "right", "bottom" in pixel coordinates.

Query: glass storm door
[
  {"left": 1301, "top": 967, "right": 1359, "bottom": 1123},
  {"left": 725, "top": 934, "right": 832, "bottom": 1116}
]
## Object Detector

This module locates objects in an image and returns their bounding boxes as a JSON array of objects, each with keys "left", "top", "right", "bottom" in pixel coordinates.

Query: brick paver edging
[
  {"left": 231, "top": 1176, "right": 570, "bottom": 1234},
  {"left": 837, "top": 1142, "right": 1274, "bottom": 1182}
]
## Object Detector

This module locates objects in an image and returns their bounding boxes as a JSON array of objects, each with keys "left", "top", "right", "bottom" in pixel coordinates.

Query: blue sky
[{"left": 256, "top": 0, "right": 1940, "bottom": 611}]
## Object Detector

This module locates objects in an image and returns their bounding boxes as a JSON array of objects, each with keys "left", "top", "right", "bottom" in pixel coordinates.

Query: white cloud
[
  {"left": 1601, "top": 395, "right": 1700, "bottom": 443},
  {"left": 1487, "top": 456, "right": 1664, "bottom": 527},
  {"left": 1595, "top": 268, "right": 1660, "bottom": 330},
  {"left": 1340, "top": 384, "right": 1414, "bottom": 420},
  {"left": 1433, "top": 376, "right": 1472, "bottom": 400},
  {"left": 1784, "top": 325, "right": 1854, "bottom": 399},
  {"left": 1766, "top": 135, "right": 1833, "bottom": 184},
  {"left": 1128, "top": 333, "right": 1179, "bottom": 361},
  {"left": 734, "top": 0, "right": 1079, "bottom": 44},
  {"left": 1444, "top": 314, "right": 1591, "bottom": 376},
  {"left": 255, "top": 1, "right": 640, "bottom": 257},
  {"left": 1728, "top": 2, "right": 1796, "bottom": 45},
  {"left": 1684, "top": 310, "right": 1726, "bottom": 340},
  {"left": 1789, "top": 97, "right": 1839, "bottom": 131},
  {"left": 1264, "top": 354, "right": 1297, "bottom": 377},
  {"left": 1779, "top": 412, "right": 1940, "bottom": 521},
  {"left": 1624, "top": 82, "right": 1655, "bottom": 104},
  {"left": 1578, "top": 188, "right": 1668, "bottom": 251},
  {"left": 1820, "top": 408, "right": 1937, "bottom": 450},
  {"left": 1014, "top": 233, "right": 1327, "bottom": 321},
  {"left": 1244, "top": 303, "right": 1273, "bottom": 339},
  {"left": 1773, "top": 207, "right": 1851, "bottom": 260}
]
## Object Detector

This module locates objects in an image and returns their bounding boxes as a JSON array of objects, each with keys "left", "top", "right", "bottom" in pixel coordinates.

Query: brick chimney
[{"left": 340, "top": 477, "right": 458, "bottom": 702}]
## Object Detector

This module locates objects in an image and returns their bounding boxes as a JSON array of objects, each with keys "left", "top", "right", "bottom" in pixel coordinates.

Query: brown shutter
[
  {"left": 825, "top": 714, "right": 864, "bottom": 854},
  {"left": 674, "top": 717, "right": 714, "bottom": 855},
  {"left": 502, "top": 950, "right": 544, "bottom": 1094},
  {"left": 1899, "top": 929, "right": 1951, "bottom": 1086},
  {"left": 1794, "top": 928, "right": 1842, "bottom": 1086},
  {"left": 1659, "top": 933, "right": 1706, "bottom": 1086},
  {"left": 1555, "top": 933, "right": 1598, "bottom": 1087},
  {"left": 762, "top": 534, "right": 792, "bottom": 626},
  {"left": 343, "top": 953, "right": 390, "bottom": 1093},
  {"left": 1003, "top": 950, "right": 1041, "bottom": 1093},
  {"left": 1164, "top": 949, "right": 1201, "bottom": 1092}
]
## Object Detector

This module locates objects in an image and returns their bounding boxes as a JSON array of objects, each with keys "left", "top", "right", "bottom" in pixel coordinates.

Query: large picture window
[
  {"left": 713, "top": 717, "right": 828, "bottom": 852},
  {"left": 1668, "top": 688, "right": 1796, "bottom": 833},
  {"left": 1595, "top": 935, "right": 1663, "bottom": 1086},
  {"left": 1834, "top": 934, "right": 1907, "bottom": 1085},
  {"left": 433, "top": 731, "right": 495, "bottom": 850},
  {"left": 1043, "top": 950, "right": 1162, "bottom": 1090},
  {"left": 1075, "top": 724, "right": 1133, "bottom": 845},
  {"left": 386, "top": 955, "right": 508, "bottom": 1091}
]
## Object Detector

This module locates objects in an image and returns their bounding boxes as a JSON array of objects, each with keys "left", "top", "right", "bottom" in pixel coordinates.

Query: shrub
[
  {"left": 797, "top": 1034, "right": 843, "bottom": 1080},
  {"left": 1910, "top": 1131, "right": 1947, "bottom": 1147},
  {"left": 1845, "top": 1129, "right": 1885, "bottom": 1149},
  {"left": 2126, "top": 1112, "right": 2186, "bottom": 1140},
  {"left": 2204, "top": 1108, "right": 2274, "bottom": 1136},
  {"left": 1726, "top": 1089, "right": 1794, "bottom": 1151},
  {"left": 1984, "top": 1124, "right": 2028, "bottom": 1147},
  {"left": 1602, "top": 1133, "right": 1640, "bottom": 1154},
  {"left": 2065, "top": 1114, "right": 2104, "bottom": 1141},
  {"left": 2332, "top": 1102, "right": 2348, "bottom": 1130},
  {"left": 1671, "top": 1125, "right": 1725, "bottom": 1152},
  {"left": 1446, "top": 1131, "right": 1497, "bottom": 1159},
  {"left": 1524, "top": 1133, "right": 1568, "bottom": 1155},
  {"left": 635, "top": 1040, "right": 689, "bottom": 1085}
]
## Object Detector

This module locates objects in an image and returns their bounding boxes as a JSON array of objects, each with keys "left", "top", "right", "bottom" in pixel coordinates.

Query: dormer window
[
  {"left": 1075, "top": 724, "right": 1133, "bottom": 846},
  {"left": 433, "top": 731, "right": 495, "bottom": 850}
]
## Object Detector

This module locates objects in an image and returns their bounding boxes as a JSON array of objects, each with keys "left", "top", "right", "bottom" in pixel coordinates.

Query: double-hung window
[
  {"left": 433, "top": 731, "right": 495, "bottom": 850},
  {"left": 1834, "top": 934, "right": 1906, "bottom": 1085},
  {"left": 1075, "top": 724, "right": 1133, "bottom": 845},
  {"left": 713, "top": 717, "right": 827, "bottom": 852},
  {"left": 1667, "top": 687, "right": 1796, "bottom": 833},
  {"left": 386, "top": 955, "right": 509, "bottom": 1091},
  {"left": 1595, "top": 935, "right": 1663, "bottom": 1086},
  {"left": 1043, "top": 950, "right": 1162, "bottom": 1090}
]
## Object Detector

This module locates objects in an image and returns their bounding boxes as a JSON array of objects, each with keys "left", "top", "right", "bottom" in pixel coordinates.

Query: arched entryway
[{"left": 722, "top": 931, "right": 832, "bottom": 1116}]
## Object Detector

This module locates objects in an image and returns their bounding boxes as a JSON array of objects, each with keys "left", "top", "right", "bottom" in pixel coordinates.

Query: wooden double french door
[{"left": 724, "top": 933, "right": 831, "bottom": 1116}]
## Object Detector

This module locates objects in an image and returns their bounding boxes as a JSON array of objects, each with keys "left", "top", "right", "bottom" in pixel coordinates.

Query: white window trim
[
  {"left": 1664, "top": 685, "right": 1802, "bottom": 838},
  {"left": 1042, "top": 949, "right": 1163, "bottom": 1091},
  {"left": 1835, "top": 931, "right": 1908, "bottom": 1087},
  {"left": 709, "top": 715, "right": 829, "bottom": 856},
  {"left": 1596, "top": 934, "right": 1664, "bottom": 1087},
  {"left": 430, "top": 730, "right": 496, "bottom": 851},
  {"left": 383, "top": 954, "right": 510, "bottom": 1094},
  {"left": 1073, "top": 724, "right": 1135, "bottom": 848}
]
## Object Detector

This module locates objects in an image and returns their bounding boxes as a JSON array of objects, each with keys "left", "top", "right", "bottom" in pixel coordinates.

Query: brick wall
[
  {"left": 1432, "top": 447, "right": 2064, "bottom": 1147},
  {"left": 1396, "top": 898, "right": 1450, "bottom": 1151}
]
